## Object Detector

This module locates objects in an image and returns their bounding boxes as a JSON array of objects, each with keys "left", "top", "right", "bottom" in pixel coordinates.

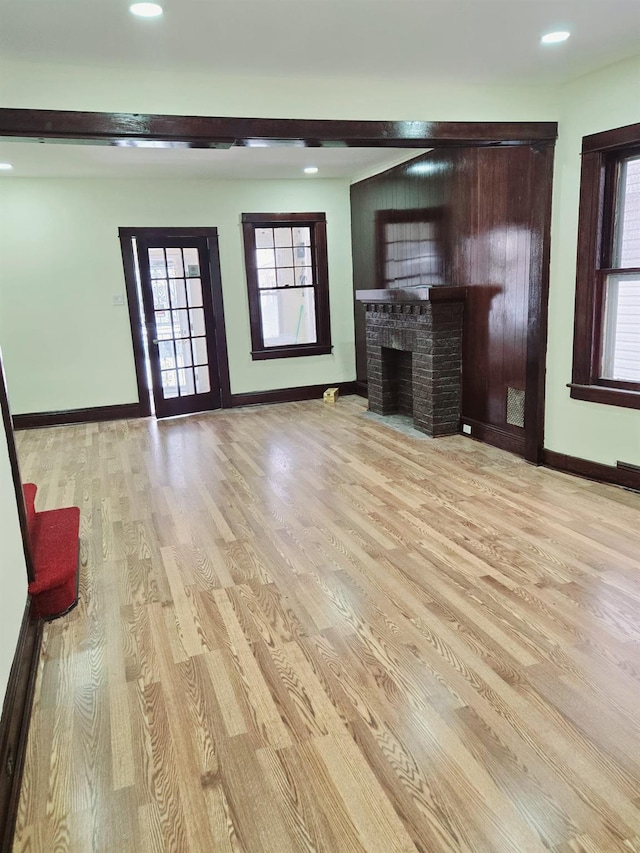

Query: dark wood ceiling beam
[{"left": 0, "top": 108, "right": 558, "bottom": 148}]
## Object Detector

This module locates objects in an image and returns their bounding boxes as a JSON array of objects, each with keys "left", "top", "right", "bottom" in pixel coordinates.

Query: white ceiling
[
  {"left": 0, "top": 141, "right": 428, "bottom": 181},
  {"left": 0, "top": 0, "right": 639, "bottom": 85}
]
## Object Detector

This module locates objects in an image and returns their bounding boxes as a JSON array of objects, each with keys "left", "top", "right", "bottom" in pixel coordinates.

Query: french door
[{"left": 132, "top": 231, "right": 228, "bottom": 418}]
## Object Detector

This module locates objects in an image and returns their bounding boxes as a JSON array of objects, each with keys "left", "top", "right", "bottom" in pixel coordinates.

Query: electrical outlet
[
  {"left": 112, "top": 294, "right": 125, "bottom": 306},
  {"left": 462, "top": 424, "right": 472, "bottom": 435}
]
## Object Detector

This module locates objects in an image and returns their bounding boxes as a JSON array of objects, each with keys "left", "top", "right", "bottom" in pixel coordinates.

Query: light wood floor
[{"left": 12, "top": 396, "right": 640, "bottom": 852}]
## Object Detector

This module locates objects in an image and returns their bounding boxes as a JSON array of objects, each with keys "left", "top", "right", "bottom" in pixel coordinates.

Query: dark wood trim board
[
  {"left": 0, "top": 600, "right": 43, "bottom": 853},
  {"left": 0, "top": 351, "right": 35, "bottom": 582},
  {"left": 461, "top": 418, "right": 527, "bottom": 457},
  {"left": 231, "top": 382, "right": 358, "bottom": 408},
  {"left": 13, "top": 403, "right": 141, "bottom": 431},
  {"left": 543, "top": 450, "right": 640, "bottom": 492}
]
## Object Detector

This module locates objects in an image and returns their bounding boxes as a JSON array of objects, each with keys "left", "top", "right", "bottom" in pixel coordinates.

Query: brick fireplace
[{"left": 356, "top": 286, "right": 465, "bottom": 437}]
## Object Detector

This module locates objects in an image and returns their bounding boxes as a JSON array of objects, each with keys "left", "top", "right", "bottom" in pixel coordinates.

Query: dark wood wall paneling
[
  {"left": 351, "top": 154, "right": 452, "bottom": 386},
  {"left": 350, "top": 145, "right": 554, "bottom": 459}
]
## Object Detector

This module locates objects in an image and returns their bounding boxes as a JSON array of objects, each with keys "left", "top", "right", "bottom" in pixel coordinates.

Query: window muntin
[{"left": 242, "top": 213, "right": 331, "bottom": 360}]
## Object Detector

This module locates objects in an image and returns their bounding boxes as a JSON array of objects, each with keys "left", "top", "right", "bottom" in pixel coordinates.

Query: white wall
[
  {"left": 0, "top": 177, "right": 355, "bottom": 412},
  {"left": 0, "top": 57, "right": 560, "bottom": 122},
  {"left": 0, "top": 377, "right": 28, "bottom": 702},
  {"left": 546, "top": 54, "right": 640, "bottom": 466}
]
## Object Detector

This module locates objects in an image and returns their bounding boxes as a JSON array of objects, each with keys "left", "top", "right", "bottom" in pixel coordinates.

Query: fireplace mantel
[{"left": 355, "top": 285, "right": 466, "bottom": 304}]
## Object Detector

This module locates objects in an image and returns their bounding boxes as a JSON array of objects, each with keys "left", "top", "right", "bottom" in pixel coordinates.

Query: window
[
  {"left": 571, "top": 122, "right": 640, "bottom": 409},
  {"left": 242, "top": 212, "right": 332, "bottom": 360}
]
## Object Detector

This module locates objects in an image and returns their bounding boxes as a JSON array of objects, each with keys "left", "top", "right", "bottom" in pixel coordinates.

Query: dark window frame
[
  {"left": 242, "top": 212, "right": 332, "bottom": 360},
  {"left": 570, "top": 121, "right": 640, "bottom": 410}
]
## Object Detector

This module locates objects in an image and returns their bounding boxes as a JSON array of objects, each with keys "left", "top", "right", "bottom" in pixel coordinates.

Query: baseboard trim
[
  {"left": 543, "top": 450, "right": 640, "bottom": 492},
  {"left": 462, "top": 417, "right": 526, "bottom": 457},
  {"left": 354, "top": 381, "right": 368, "bottom": 398},
  {"left": 230, "top": 382, "right": 358, "bottom": 408},
  {"left": 0, "top": 599, "right": 43, "bottom": 853},
  {"left": 13, "top": 402, "right": 142, "bottom": 430}
]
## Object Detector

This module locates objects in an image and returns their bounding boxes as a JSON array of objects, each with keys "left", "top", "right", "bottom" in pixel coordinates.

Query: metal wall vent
[{"left": 506, "top": 387, "right": 525, "bottom": 428}]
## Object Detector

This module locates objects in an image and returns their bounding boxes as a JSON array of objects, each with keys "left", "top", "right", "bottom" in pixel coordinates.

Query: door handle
[{"left": 152, "top": 338, "right": 159, "bottom": 345}]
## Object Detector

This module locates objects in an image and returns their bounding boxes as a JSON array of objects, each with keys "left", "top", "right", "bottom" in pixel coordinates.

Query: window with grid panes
[
  {"left": 571, "top": 122, "right": 640, "bottom": 409},
  {"left": 241, "top": 213, "right": 332, "bottom": 360}
]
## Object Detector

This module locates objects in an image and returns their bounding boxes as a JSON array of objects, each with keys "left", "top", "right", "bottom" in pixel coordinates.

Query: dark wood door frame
[
  {"left": 0, "top": 351, "right": 35, "bottom": 582},
  {"left": 1, "top": 107, "right": 557, "bottom": 462},
  {"left": 119, "top": 227, "right": 232, "bottom": 414}
]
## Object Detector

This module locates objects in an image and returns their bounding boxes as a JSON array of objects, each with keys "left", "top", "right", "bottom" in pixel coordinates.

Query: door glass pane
[
  {"left": 172, "top": 309, "right": 190, "bottom": 338},
  {"left": 187, "top": 278, "right": 203, "bottom": 307},
  {"left": 189, "top": 308, "right": 206, "bottom": 337},
  {"left": 148, "top": 248, "right": 166, "bottom": 278},
  {"left": 195, "top": 366, "right": 210, "bottom": 394},
  {"left": 292, "top": 227, "right": 310, "bottom": 247},
  {"left": 192, "top": 337, "right": 208, "bottom": 365},
  {"left": 276, "top": 267, "right": 294, "bottom": 288},
  {"left": 155, "top": 310, "right": 173, "bottom": 339},
  {"left": 275, "top": 247, "right": 293, "bottom": 268},
  {"left": 152, "top": 280, "right": 169, "bottom": 309},
  {"left": 158, "top": 340, "right": 176, "bottom": 370},
  {"left": 169, "top": 279, "right": 187, "bottom": 309},
  {"left": 255, "top": 228, "right": 274, "bottom": 249},
  {"left": 274, "top": 228, "right": 292, "bottom": 247},
  {"left": 162, "top": 370, "right": 179, "bottom": 398},
  {"left": 183, "top": 248, "right": 200, "bottom": 277},
  {"left": 178, "top": 368, "right": 195, "bottom": 396},
  {"left": 260, "top": 287, "right": 317, "bottom": 347},
  {"left": 165, "top": 247, "right": 184, "bottom": 278},
  {"left": 174, "top": 339, "right": 193, "bottom": 367},
  {"left": 294, "top": 267, "right": 313, "bottom": 287}
]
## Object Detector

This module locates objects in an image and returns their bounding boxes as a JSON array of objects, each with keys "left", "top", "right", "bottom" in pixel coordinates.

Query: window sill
[
  {"left": 568, "top": 383, "right": 640, "bottom": 410},
  {"left": 251, "top": 344, "right": 333, "bottom": 361}
]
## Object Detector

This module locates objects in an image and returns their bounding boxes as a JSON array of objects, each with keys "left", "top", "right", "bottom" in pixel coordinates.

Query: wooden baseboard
[
  {"left": 543, "top": 450, "right": 640, "bottom": 492},
  {"left": 13, "top": 402, "right": 141, "bottom": 430},
  {"left": 354, "top": 381, "right": 368, "bottom": 398},
  {"left": 0, "top": 600, "right": 42, "bottom": 853},
  {"left": 461, "top": 417, "right": 526, "bottom": 457},
  {"left": 230, "top": 382, "right": 358, "bottom": 408}
]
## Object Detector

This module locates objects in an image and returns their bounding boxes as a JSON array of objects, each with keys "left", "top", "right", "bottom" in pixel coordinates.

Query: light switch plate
[{"left": 112, "top": 295, "right": 125, "bottom": 306}]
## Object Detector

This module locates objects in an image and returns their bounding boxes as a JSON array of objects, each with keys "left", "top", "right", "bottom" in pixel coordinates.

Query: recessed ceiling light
[
  {"left": 129, "top": 3, "right": 163, "bottom": 18},
  {"left": 304, "top": 167, "right": 318, "bottom": 174},
  {"left": 541, "top": 31, "right": 571, "bottom": 44},
  {"left": 0, "top": 163, "right": 13, "bottom": 171}
]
